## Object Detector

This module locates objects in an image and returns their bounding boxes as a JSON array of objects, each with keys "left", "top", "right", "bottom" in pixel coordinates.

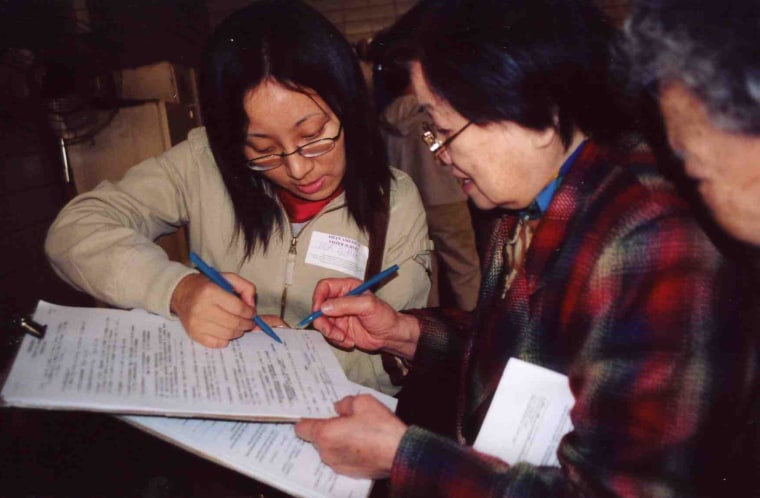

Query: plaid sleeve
[
  {"left": 555, "top": 209, "right": 748, "bottom": 497},
  {"left": 392, "top": 426, "right": 567, "bottom": 497},
  {"left": 390, "top": 204, "right": 753, "bottom": 496},
  {"left": 403, "top": 307, "right": 472, "bottom": 379}
]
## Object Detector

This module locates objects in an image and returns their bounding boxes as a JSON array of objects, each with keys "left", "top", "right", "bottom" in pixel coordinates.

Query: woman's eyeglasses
[
  {"left": 421, "top": 121, "right": 472, "bottom": 157},
  {"left": 245, "top": 123, "right": 343, "bottom": 172}
]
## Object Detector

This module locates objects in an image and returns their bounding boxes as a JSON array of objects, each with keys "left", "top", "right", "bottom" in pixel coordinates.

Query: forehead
[
  {"left": 409, "top": 62, "right": 462, "bottom": 125},
  {"left": 658, "top": 81, "right": 723, "bottom": 150},
  {"left": 243, "top": 79, "right": 329, "bottom": 127},
  {"left": 659, "top": 81, "right": 760, "bottom": 163}
]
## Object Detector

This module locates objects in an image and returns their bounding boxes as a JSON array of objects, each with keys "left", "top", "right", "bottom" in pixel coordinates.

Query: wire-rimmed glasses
[
  {"left": 245, "top": 123, "right": 343, "bottom": 172},
  {"left": 421, "top": 120, "right": 472, "bottom": 158}
]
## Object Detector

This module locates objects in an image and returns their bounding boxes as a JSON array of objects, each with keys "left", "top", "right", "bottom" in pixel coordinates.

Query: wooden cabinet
[
  {"left": 118, "top": 61, "right": 201, "bottom": 120},
  {"left": 64, "top": 60, "right": 202, "bottom": 265},
  {"left": 66, "top": 100, "right": 198, "bottom": 264}
]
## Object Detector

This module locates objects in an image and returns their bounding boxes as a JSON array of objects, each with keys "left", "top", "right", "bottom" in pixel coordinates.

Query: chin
[
  {"left": 303, "top": 182, "right": 340, "bottom": 202},
  {"left": 469, "top": 197, "right": 497, "bottom": 210},
  {"left": 714, "top": 211, "right": 760, "bottom": 247}
]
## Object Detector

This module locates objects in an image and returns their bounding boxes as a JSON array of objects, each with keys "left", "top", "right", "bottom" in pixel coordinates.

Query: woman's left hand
[{"left": 294, "top": 394, "right": 407, "bottom": 479}]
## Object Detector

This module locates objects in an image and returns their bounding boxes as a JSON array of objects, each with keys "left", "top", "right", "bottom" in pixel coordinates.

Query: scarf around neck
[{"left": 276, "top": 185, "right": 344, "bottom": 223}]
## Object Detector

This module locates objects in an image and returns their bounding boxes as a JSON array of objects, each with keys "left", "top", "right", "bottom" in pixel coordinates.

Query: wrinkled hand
[
  {"left": 295, "top": 394, "right": 407, "bottom": 479},
  {"left": 170, "top": 272, "right": 256, "bottom": 348},
  {"left": 310, "top": 278, "right": 420, "bottom": 358}
]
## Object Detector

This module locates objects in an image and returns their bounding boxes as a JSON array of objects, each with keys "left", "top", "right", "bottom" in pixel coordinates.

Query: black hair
[
  {"left": 407, "top": 0, "right": 634, "bottom": 148},
  {"left": 199, "top": 0, "right": 390, "bottom": 257}
]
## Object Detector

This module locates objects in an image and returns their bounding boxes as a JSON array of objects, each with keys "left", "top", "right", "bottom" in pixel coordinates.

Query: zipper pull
[
  {"left": 285, "top": 237, "right": 297, "bottom": 284},
  {"left": 280, "top": 237, "right": 298, "bottom": 318}
]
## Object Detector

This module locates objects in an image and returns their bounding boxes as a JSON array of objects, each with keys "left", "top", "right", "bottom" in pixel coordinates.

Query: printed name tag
[{"left": 305, "top": 232, "right": 369, "bottom": 279}]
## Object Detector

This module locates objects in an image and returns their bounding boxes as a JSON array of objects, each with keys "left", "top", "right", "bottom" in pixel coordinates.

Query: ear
[{"left": 530, "top": 125, "right": 556, "bottom": 149}]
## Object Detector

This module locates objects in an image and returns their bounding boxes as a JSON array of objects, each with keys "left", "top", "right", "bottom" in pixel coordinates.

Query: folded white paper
[{"left": 474, "top": 357, "right": 574, "bottom": 467}]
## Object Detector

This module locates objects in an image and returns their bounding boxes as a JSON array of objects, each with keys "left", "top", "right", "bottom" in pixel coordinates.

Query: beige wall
[
  {"left": 206, "top": 0, "right": 415, "bottom": 44},
  {"left": 206, "top": 0, "right": 631, "bottom": 46}
]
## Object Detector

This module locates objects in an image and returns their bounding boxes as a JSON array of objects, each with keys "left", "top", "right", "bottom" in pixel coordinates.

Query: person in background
[
  {"left": 625, "top": 0, "right": 760, "bottom": 248},
  {"left": 374, "top": 31, "right": 481, "bottom": 311},
  {"left": 354, "top": 37, "right": 375, "bottom": 101},
  {"left": 44, "top": 0, "right": 431, "bottom": 395},
  {"left": 293, "top": 0, "right": 756, "bottom": 496},
  {"left": 625, "top": 0, "right": 759, "bottom": 494}
]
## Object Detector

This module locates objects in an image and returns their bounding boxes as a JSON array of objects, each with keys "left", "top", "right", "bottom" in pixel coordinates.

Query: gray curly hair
[{"left": 624, "top": 0, "right": 760, "bottom": 134}]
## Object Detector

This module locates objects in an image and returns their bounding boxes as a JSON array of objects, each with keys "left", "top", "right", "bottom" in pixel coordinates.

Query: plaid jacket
[{"left": 391, "top": 142, "right": 758, "bottom": 497}]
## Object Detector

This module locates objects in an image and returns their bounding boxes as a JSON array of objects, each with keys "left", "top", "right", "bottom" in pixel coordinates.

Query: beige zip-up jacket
[{"left": 45, "top": 127, "right": 432, "bottom": 395}]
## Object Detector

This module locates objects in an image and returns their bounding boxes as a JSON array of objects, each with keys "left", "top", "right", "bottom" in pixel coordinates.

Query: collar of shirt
[{"left": 528, "top": 140, "right": 588, "bottom": 218}]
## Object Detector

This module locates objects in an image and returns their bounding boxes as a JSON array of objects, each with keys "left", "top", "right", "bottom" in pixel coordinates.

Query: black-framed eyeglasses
[
  {"left": 245, "top": 123, "right": 343, "bottom": 172},
  {"left": 421, "top": 121, "right": 472, "bottom": 157}
]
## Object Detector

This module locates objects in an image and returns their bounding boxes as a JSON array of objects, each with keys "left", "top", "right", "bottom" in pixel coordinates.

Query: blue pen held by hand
[
  {"left": 189, "top": 251, "right": 282, "bottom": 344},
  {"left": 295, "top": 264, "right": 400, "bottom": 329}
]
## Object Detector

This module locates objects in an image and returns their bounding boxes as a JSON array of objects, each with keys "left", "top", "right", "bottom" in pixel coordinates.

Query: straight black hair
[{"left": 199, "top": 0, "right": 390, "bottom": 257}]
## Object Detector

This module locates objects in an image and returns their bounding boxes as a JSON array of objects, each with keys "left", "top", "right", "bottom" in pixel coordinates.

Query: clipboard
[{"left": 0, "top": 314, "right": 46, "bottom": 408}]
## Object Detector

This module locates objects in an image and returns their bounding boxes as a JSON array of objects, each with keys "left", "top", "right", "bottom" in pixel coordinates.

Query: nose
[
  {"left": 284, "top": 153, "right": 315, "bottom": 180},
  {"left": 436, "top": 148, "right": 454, "bottom": 166}
]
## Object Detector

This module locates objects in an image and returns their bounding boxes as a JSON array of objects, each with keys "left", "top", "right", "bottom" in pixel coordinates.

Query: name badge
[{"left": 305, "top": 232, "right": 369, "bottom": 279}]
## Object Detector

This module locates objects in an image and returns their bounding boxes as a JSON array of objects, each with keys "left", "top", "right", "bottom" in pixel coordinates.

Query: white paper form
[
  {"left": 1, "top": 301, "right": 353, "bottom": 420},
  {"left": 473, "top": 358, "right": 574, "bottom": 467},
  {"left": 122, "top": 385, "right": 397, "bottom": 498}
]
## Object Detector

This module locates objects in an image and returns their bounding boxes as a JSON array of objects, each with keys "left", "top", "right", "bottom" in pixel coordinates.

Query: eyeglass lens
[{"left": 249, "top": 139, "right": 337, "bottom": 170}]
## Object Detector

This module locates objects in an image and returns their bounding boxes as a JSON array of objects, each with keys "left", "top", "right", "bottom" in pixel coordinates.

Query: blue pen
[
  {"left": 189, "top": 251, "right": 282, "bottom": 344},
  {"left": 295, "top": 264, "right": 400, "bottom": 329}
]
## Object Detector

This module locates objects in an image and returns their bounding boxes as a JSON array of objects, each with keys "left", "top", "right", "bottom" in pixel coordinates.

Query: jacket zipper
[
  {"left": 278, "top": 202, "right": 344, "bottom": 320},
  {"left": 280, "top": 236, "right": 298, "bottom": 318}
]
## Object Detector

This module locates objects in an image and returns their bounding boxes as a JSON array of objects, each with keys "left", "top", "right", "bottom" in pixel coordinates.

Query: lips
[
  {"left": 295, "top": 176, "right": 326, "bottom": 195},
  {"left": 459, "top": 178, "right": 475, "bottom": 195}
]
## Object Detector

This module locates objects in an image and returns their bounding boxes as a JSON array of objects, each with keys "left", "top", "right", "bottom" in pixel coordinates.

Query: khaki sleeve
[
  {"left": 44, "top": 140, "right": 199, "bottom": 318},
  {"left": 375, "top": 168, "right": 433, "bottom": 311}
]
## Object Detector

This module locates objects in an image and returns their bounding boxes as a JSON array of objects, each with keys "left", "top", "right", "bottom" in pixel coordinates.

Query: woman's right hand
[
  {"left": 311, "top": 278, "right": 420, "bottom": 360},
  {"left": 170, "top": 273, "right": 257, "bottom": 348}
]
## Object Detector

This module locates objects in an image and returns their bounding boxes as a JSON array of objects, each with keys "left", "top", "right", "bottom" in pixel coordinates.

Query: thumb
[
  {"left": 294, "top": 418, "right": 319, "bottom": 442},
  {"left": 334, "top": 395, "right": 356, "bottom": 416}
]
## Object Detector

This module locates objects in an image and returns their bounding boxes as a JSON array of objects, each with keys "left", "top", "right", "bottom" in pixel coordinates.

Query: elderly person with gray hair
[
  {"left": 625, "top": 0, "right": 760, "bottom": 247},
  {"left": 626, "top": 1, "right": 759, "bottom": 496}
]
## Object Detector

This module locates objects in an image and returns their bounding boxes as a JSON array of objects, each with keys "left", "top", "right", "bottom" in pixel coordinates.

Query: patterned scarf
[{"left": 478, "top": 211, "right": 540, "bottom": 309}]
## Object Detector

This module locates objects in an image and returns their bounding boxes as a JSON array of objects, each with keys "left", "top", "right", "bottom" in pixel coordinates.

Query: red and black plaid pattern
[{"left": 392, "top": 142, "right": 758, "bottom": 497}]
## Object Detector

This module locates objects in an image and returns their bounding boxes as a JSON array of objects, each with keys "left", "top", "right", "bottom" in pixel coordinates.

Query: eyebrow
[{"left": 246, "top": 112, "right": 326, "bottom": 138}]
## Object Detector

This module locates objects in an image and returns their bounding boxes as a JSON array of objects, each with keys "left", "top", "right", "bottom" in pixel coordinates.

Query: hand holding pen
[
  {"left": 295, "top": 264, "right": 399, "bottom": 329},
  {"left": 304, "top": 274, "right": 421, "bottom": 359},
  {"left": 296, "top": 250, "right": 429, "bottom": 330},
  {"left": 169, "top": 252, "right": 282, "bottom": 348},
  {"left": 189, "top": 252, "right": 282, "bottom": 344}
]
